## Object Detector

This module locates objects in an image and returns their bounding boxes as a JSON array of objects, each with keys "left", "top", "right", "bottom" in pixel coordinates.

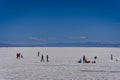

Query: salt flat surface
[{"left": 0, "top": 47, "right": 120, "bottom": 80}]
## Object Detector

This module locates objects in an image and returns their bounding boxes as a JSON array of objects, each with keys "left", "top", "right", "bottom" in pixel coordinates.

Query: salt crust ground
[{"left": 0, "top": 47, "right": 120, "bottom": 80}]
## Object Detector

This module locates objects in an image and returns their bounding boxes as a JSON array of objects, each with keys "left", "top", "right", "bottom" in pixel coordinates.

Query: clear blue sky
[{"left": 0, "top": 0, "right": 120, "bottom": 44}]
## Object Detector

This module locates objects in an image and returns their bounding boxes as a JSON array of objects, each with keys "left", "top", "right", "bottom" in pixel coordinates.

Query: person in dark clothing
[
  {"left": 41, "top": 54, "right": 44, "bottom": 62},
  {"left": 111, "top": 54, "right": 113, "bottom": 60},
  {"left": 94, "top": 56, "right": 97, "bottom": 59},
  {"left": 83, "top": 55, "right": 86, "bottom": 63},
  {"left": 92, "top": 61, "right": 96, "bottom": 63},
  {"left": 46, "top": 55, "right": 49, "bottom": 62},
  {"left": 21, "top": 55, "right": 23, "bottom": 58},
  {"left": 38, "top": 52, "right": 40, "bottom": 56}
]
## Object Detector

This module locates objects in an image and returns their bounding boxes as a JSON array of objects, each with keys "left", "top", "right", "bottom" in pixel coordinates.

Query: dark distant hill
[
  {"left": 37, "top": 42, "right": 120, "bottom": 47},
  {"left": 0, "top": 43, "right": 30, "bottom": 47},
  {"left": 0, "top": 42, "right": 120, "bottom": 47},
  {"left": 0, "top": 43, "right": 15, "bottom": 47}
]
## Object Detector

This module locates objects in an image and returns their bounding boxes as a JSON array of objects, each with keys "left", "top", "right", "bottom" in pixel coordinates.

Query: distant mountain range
[{"left": 0, "top": 42, "right": 120, "bottom": 47}]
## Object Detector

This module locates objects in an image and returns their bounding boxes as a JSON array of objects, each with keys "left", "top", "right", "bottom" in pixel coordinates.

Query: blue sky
[{"left": 0, "top": 0, "right": 120, "bottom": 44}]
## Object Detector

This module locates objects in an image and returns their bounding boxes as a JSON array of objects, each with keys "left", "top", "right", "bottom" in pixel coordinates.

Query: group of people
[
  {"left": 78, "top": 55, "right": 97, "bottom": 63},
  {"left": 16, "top": 51, "right": 49, "bottom": 62},
  {"left": 15, "top": 51, "right": 119, "bottom": 64},
  {"left": 38, "top": 52, "right": 49, "bottom": 62},
  {"left": 16, "top": 53, "right": 23, "bottom": 59}
]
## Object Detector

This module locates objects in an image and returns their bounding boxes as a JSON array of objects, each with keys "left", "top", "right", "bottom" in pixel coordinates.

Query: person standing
[
  {"left": 18, "top": 53, "right": 20, "bottom": 59},
  {"left": 83, "top": 55, "right": 86, "bottom": 63},
  {"left": 46, "top": 55, "right": 49, "bottom": 62},
  {"left": 21, "top": 55, "right": 23, "bottom": 58},
  {"left": 111, "top": 54, "right": 113, "bottom": 60},
  {"left": 38, "top": 52, "right": 40, "bottom": 56},
  {"left": 16, "top": 53, "right": 18, "bottom": 59},
  {"left": 41, "top": 54, "right": 44, "bottom": 62}
]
